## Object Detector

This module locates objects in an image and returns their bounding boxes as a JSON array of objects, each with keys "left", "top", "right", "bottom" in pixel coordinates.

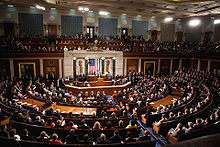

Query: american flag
[{"left": 89, "top": 59, "right": 101, "bottom": 74}]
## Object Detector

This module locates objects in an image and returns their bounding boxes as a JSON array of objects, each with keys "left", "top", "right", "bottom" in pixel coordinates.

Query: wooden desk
[
  {"left": 149, "top": 95, "right": 180, "bottom": 110},
  {"left": 87, "top": 75, "right": 107, "bottom": 81},
  {"left": 46, "top": 103, "right": 97, "bottom": 115},
  {"left": 17, "top": 98, "right": 45, "bottom": 109},
  {"left": 65, "top": 82, "right": 131, "bottom": 95}
]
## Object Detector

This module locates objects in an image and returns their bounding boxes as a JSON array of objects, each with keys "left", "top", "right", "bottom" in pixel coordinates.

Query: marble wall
[{"left": 64, "top": 50, "right": 123, "bottom": 78}]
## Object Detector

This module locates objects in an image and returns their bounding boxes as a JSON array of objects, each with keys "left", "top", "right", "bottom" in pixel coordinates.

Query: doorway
[
  {"left": 87, "top": 26, "right": 94, "bottom": 39},
  {"left": 176, "top": 32, "right": 183, "bottom": 42},
  {"left": 4, "top": 22, "right": 14, "bottom": 36},
  {"left": 121, "top": 28, "right": 128, "bottom": 39},
  {"left": 48, "top": 24, "right": 57, "bottom": 36},
  {"left": 151, "top": 30, "right": 158, "bottom": 41}
]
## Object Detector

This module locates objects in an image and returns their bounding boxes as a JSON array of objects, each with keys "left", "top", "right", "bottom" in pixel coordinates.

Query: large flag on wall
[{"left": 89, "top": 59, "right": 101, "bottom": 74}]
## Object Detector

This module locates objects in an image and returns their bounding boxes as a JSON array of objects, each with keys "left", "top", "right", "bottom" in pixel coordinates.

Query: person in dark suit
[
  {"left": 124, "top": 132, "right": 136, "bottom": 143},
  {"left": 109, "top": 130, "right": 123, "bottom": 143},
  {"left": 65, "top": 129, "right": 80, "bottom": 144},
  {"left": 80, "top": 134, "right": 93, "bottom": 144},
  {"left": 96, "top": 133, "right": 110, "bottom": 144},
  {"left": 97, "top": 72, "right": 102, "bottom": 78},
  {"left": 21, "top": 129, "right": 33, "bottom": 141},
  {"left": 138, "top": 130, "right": 151, "bottom": 141}
]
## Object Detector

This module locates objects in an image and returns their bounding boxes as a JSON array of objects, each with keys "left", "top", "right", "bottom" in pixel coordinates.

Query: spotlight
[
  {"left": 214, "top": 19, "right": 220, "bottom": 24},
  {"left": 164, "top": 17, "right": 173, "bottom": 22},
  {"left": 8, "top": 4, "right": 14, "bottom": 8},
  {"left": 99, "top": 11, "right": 109, "bottom": 15},
  {"left": 189, "top": 19, "right": 200, "bottom": 26},
  {"left": 36, "top": 5, "right": 45, "bottom": 10}
]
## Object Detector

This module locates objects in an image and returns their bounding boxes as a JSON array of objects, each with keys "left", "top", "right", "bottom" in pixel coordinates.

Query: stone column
[
  {"left": 170, "top": 59, "right": 173, "bottom": 74},
  {"left": 9, "top": 59, "right": 14, "bottom": 79},
  {"left": 179, "top": 58, "right": 182, "bottom": 69},
  {"left": 207, "top": 60, "right": 211, "bottom": 72},
  {"left": 124, "top": 58, "right": 127, "bottom": 76},
  {"left": 113, "top": 57, "right": 116, "bottom": 79},
  {"left": 138, "top": 58, "right": 141, "bottom": 73},
  {"left": 73, "top": 57, "right": 77, "bottom": 80},
  {"left": 157, "top": 58, "right": 161, "bottom": 74},
  {"left": 59, "top": 59, "right": 62, "bottom": 79},
  {"left": 39, "top": 59, "right": 44, "bottom": 77},
  {"left": 197, "top": 59, "right": 201, "bottom": 71},
  {"left": 101, "top": 57, "right": 105, "bottom": 74},
  {"left": 85, "top": 57, "right": 89, "bottom": 76}
]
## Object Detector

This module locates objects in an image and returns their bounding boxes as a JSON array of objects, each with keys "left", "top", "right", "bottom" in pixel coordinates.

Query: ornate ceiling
[{"left": 1, "top": 0, "right": 220, "bottom": 19}]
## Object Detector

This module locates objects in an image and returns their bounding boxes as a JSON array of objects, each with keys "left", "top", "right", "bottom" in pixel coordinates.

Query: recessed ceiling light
[
  {"left": 8, "top": 4, "right": 13, "bottom": 8},
  {"left": 189, "top": 19, "right": 200, "bottom": 26},
  {"left": 122, "top": 13, "right": 126, "bottom": 16},
  {"left": 137, "top": 15, "right": 141, "bottom": 17},
  {"left": 214, "top": 19, "right": 220, "bottom": 24},
  {"left": 51, "top": 8, "right": 56, "bottom": 10},
  {"left": 99, "top": 11, "right": 110, "bottom": 15},
  {"left": 164, "top": 17, "right": 173, "bottom": 22},
  {"left": 30, "top": 6, "right": 35, "bottom": 9},
  {"left": 70, "top": 9, "right": 75, "bottom": 11},
  {"left": 36, "top": 5, "right": 45, "bottom": 10}
]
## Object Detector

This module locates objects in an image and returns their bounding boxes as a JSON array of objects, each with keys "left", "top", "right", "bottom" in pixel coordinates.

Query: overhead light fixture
[
  {"left": 99, "top": 11, "right": 109, "bottom": 15},
  {"left": 137, "top": 15, "right": 141, "bottom": 17},
  {"left": 30, "top": 6, "right": 35, "bottom": 9},
  {"left": 51, "top": 8, "right": 56, "bottom": 10},
  {"left": 36, "top": 5, "right": 45, "bottom": 10},
  {"left": 189, "top": 19, "right": 200, "bottom": 26},
  {"left": 78, "top": 7, "right": 89, "bottom": 11},
  {"left": 164, "top": 17, "right": 173, "bottom": 22},
  {"left": 214, "top": 19, "right": 220, "bottom": 24},
  {"left": 122, "top": 13, "right": 126, "bottom": 16},
  {"left": 8, "top": 4, "right": 14, "bottom": 8},
  {"left": 70, "top": 9, "right": 75, "bottom": 11},
  {"left": 89, "top": 10, "right": 93, "bottom": 13}
]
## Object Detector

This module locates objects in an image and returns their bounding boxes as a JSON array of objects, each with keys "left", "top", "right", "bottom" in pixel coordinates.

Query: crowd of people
[
  {"left": 1, "top": 34, "right": 220, "bottom": 55},
  {"left": 0, "top": 68, "right": 219, "bottom": 145}
]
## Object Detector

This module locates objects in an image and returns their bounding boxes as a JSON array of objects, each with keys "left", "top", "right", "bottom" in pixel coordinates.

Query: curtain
[
  {"left": 132, "top": 20, "right": 148, "bottom": 39},
  {"left": 61, "top": 15, "right": 82, "bottom": 36},
  {"left": 18, "top": 13, "right": 43, "bottom": 35},
  {"left": 98, "top": 18, "right": 118, "bottom": 37}
]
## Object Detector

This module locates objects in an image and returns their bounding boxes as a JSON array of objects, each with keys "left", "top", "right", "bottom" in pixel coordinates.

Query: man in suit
[
  {"left": 97, "top": 71, "right": 102, "bottom": 78},
  {"left": 65, "top": 129, "right": 80, "bottom": 144},
  {"left": 138, "top": 130, "right": 151, "bottom": 141},
  {"left": 109, "top": 130, "right": 123, "bottom": 143}
]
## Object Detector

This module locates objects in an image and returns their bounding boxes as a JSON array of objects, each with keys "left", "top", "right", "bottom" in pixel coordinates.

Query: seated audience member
[
  {"left": 124, "top": 131, "right": 136, "bottom": 143},
  {"left": 96, "top": 133, "right": 110, "bottom": 144},
  {"left": 155, "top": 107, "right": 160, "bottom": 114},
  {"left": 90, "top": 111, "right": 97, "bottom": 118},
  {"left": 183, "top": 122, "right": 193, "bottom": 133},
  {"left": 108, "top": 105, "right": 118, "bottom": 111},
  {"left": 104, "top": 121, "right": 115, "bottom": 130},
  {"left": 138, "top": 130, "right": 151, "bottom": 141},
  {"left": 80, "top": 134, "right": 93, "bottom": 144},
  {"left": 67, "top": 121, "right": 78, "bottom": 129},
  {"left": 0, "top": 125, "right": 9, "bottom": 138},
  {"left": 120, "top": 110, "right": 127, "bottom": 118},
  {"left": 45, "top": 118, "right": 55, "bottom": 127},
  {"left": 110, "top": 130, "right": 123, "bottom": 143},
  {"left": 36, "top": 131, "right": 49, "bottom": 142},
  {"left": 126, "top": 120, "right": 138, "bottom": 129},
  {"left": 78, "top": 119, "right": 90, "bottom": 129},
  {"left": 34, "top": 116, "right": 45, "bottom": 126},
  {"left": 54, "top": 120, "right": 64, "bottom": 128},
  {"left": 215, "top": 110, "right": 219, "bottom": 121},
  {"left": 9, "top": 128, "right": 20, "bottom": 141},
  {"left": 116, "top": 120, "right": 125, "bottom": 128},
  {"left": 168, "top": 123, "right": 184, "bottom": 137},
  {"left": 21, "top": 129, "right": 33, "bottom": 140},
  {"left": 109, "top": 112, "right": 118, "bottom": 119},
  {"left": 193, "top": 118, "right": 204, "bottom": 129},
  {"left": 155, "top": 114, "right": 167, "bottom": 127},
  {"left": 49, "top": 133, "right": 63, "bottom": 144},
  {"left": 65, "top": 129, "right": 80, "bottom": 144},
  {"left": 93, "top": 121, "right": 101, "bottom": 130},
  {"left": 102, "top": 112, "right": 108, "bottom": 119}
]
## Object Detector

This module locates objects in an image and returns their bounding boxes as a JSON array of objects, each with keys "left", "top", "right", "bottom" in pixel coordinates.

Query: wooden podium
[{"left": 97, "top": 78, "right": 104, "bottom": 82}]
